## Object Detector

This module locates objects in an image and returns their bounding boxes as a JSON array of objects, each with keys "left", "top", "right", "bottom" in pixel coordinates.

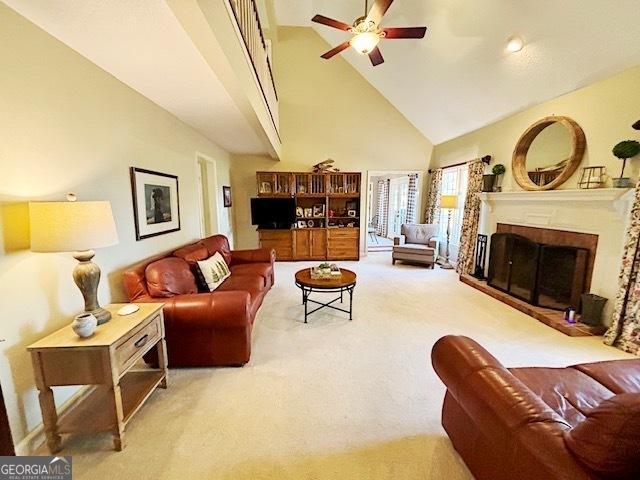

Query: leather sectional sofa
[
  {"left": 432, "top": 335, "right": 640, "bottom": 480},
  {"left": 123, "top": 235, "right": 275, "bottom": 367}
]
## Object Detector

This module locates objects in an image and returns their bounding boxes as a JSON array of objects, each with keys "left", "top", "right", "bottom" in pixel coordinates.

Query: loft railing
[{"left": 227, "top": 0, "right": 279, "bottom": 135}]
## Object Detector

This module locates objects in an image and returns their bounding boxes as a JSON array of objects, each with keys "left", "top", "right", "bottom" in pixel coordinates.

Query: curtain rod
[{"left": 428, "top": 155, "right": 492, "bottom": 174}]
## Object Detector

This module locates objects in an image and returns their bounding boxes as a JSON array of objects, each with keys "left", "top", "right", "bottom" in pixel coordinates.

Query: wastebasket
[{"left": 581, "top": 293, "right": 607, "bottom": 326}]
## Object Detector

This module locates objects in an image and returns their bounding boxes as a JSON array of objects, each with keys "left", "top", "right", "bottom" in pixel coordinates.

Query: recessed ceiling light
[{"left": 506, "top": 36, "right": 524, "bottom": 53}]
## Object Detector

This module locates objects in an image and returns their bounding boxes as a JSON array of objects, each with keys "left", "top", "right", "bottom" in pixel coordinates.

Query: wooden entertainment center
[{"left": 256, "top": 171, "right": 361, "bottom": 261}]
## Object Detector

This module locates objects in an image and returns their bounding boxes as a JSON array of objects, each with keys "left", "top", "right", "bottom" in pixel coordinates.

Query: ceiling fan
[{"left": 311, "top": 0, "right": 427, "bottom": 66}]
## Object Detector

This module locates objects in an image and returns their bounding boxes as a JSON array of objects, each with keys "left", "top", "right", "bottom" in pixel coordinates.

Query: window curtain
[
  {"left": 603, "top": 182, "right": 640, "bottom": 355},
  {"left": 406, "top": 174, "right": 419, "bottom": 223},
  {"left": 455, "top": 160, "right": 485, "bottom": 274},
  {"left": 425, "top": 169, "right": 442, "bottom": 224},
  {"left": 376, "top": 179, "right": 390, "bottom": 237}
]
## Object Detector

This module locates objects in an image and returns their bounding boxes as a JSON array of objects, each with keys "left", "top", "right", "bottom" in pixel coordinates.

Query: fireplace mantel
[{"left": 479, "top": 188, "right": 634, "bottom": 214}]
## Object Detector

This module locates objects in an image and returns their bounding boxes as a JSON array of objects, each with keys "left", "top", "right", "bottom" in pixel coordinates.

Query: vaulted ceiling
[{"left": 274, "top": 0, "right": 640, "bottom": 144}]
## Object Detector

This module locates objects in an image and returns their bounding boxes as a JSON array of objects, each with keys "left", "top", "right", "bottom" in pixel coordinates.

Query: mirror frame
[{"left": 512, "top": 116, "right": 586, "bottom": 191}]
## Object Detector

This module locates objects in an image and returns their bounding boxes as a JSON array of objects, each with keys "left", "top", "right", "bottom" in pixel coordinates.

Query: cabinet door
[
  {"left": 294, "top": 230, "right": 311, "bottom": 259},
  {"left": 310, "top": 230, "right": 327, "bottom": 259}
]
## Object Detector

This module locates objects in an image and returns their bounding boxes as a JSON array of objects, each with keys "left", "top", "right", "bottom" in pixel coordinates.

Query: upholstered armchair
[{"left": 392, "top": 223, "right": 439, "bottom": 268}]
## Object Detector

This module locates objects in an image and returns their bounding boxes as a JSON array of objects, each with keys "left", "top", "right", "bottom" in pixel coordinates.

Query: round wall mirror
[{"left": 512, "top": 116, "right": 586, "bottom": 191}]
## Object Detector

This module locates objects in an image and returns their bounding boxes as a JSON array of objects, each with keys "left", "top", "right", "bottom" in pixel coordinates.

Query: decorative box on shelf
[{"left": 310, "top": 263, "right": 342, "bottom": 279}]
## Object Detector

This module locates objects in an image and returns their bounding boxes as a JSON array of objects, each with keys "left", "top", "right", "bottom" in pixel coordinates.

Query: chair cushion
[
  {"left": 401, "top": 224, "right": 438, "bottom": 245},
  {"left": 145, "top": 257, "right": 198, "bottom": 298},
  {"left": 393, "top": 243, "right": 435, "bottom": 256},
  {"left": 564, "top": 393, "right": 640, "bottom": 479},
  {"left": 573, "top": 359, "right": 640, "bottom": 394},
  {"left": 230, "top": 263, "right": 273, "bottom": 288},
  {"left": 510, "top": 367, "right": 614, "bottom": 428}
]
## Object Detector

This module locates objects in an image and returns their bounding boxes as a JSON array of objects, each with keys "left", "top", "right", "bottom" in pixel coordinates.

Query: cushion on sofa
[
  {"left": 197, "top": 252, "right": 231, "bottom": 292},
  {"left": 173, "top": 242, "right": 210, "bottom": 292},
  {"left": 573, "top": 359, "right": 640, "bottom": 394},
  {"left": 230, "top": 263, "right": 273, "bottom": 287},
  {"left": 510, "top": 367, "right": 615, "bottom": 427},
  {"left": 393, "top": 243, "right": 435, "bottom": 256},
  {"left": 564, "top": 393, "right": 640, "bottom": 479},
  {"left": 201, "top": 235, "right": 232, "bottom": 266},
  {"left": 145, "top": 257, "right": 198, "bottom": 298}
]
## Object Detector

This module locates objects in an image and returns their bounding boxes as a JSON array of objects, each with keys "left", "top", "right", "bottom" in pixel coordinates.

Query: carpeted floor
[{"left": 64, "top": 253, "right": 632, "bottom": 479}]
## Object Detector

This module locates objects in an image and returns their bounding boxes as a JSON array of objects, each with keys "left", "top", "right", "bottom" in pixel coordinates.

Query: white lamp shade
[
  {"left": 30, "top": 201, "right": 119, "bottom": 252},
  {"left": 440, "top": 195, "right": 458, "bottom": 210}
]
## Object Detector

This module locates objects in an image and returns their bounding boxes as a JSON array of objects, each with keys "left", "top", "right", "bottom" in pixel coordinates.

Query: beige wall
[
  {"left": 431, "top": 65, "right": 640, "bottom": 187},
  {"left": 232, "top": 27, "right": 433, "bottom": 249},
  {"left": 0, "top": 4, "right": 234, "bottom": 448}
]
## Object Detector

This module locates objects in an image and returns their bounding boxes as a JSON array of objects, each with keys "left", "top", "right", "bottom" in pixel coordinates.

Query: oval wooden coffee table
[{"left": 294, "top": 268, "right": 357, "bottom": 323}]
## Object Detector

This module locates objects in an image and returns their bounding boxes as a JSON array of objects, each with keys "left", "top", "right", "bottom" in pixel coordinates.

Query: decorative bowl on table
[{"left": 310, "top": 263, "right": 342, "bottom": 279}]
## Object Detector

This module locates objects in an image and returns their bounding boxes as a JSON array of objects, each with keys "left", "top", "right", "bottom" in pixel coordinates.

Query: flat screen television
[{"left": 250, "top": 198, "right": 296, "bottom": 228}]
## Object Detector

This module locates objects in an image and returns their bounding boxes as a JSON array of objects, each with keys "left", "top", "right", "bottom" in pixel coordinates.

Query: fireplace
[{"left": 487, "top": 224, "right": 597, "bottom": 312}]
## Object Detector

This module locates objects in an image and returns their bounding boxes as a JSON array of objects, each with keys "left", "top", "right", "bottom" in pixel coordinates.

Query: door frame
[
  {"left": 364, "top": 170, "right": 424, "bottom": 254},
  {"left": 195, "top": 152, "right": 219, "bottom": 238}
]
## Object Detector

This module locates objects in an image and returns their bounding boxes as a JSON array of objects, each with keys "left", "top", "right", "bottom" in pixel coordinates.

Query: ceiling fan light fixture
[
  {"left": 350, "top": 31, "right": 381, "bottom": 54},
  {"left": 506, "top": 35, "right": 524, "bottom": 53}
]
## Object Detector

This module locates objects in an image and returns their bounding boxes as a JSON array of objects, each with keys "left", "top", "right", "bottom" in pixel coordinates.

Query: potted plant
[
  {"left": 612, "top": 140, "right": 640, "bottom": 188},
  {"left": 492, "top": 164, "right": 506, "bottom": 192}
]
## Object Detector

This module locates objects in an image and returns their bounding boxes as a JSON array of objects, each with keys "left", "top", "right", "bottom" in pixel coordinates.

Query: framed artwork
[
  {"left": 347, "top": 210, "right": 357, "bottom": 217},
  {"left": 313, "top": 204, "right": 325, "bottom": 217},
  {"left": 260, "top": 181, "right": 272, "bottom": 194},
  {"left": 296, "top": 206, "right": 304, "bottom": 217},
  {"left": 304, "top": 208, "right": 313, "bottom": 218},
  {"left": 130, "top": 167, "right": 180, "bottom": 240},
  {"left": 223, "top": 186, "right": 232, "bottom": 207}
]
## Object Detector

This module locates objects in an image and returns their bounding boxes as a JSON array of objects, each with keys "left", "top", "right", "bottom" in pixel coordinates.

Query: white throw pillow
[{"left": 197, "top": 252, "right": 231, "bottom": 292}]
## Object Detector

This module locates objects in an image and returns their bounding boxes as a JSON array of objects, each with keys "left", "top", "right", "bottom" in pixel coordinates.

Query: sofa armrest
[
  {"left": 138, "top": 292, "right": 250, "bottom": 330},
  {"left": 431, "top": 336, "right": 593, "bottom": 479},
  {"left": 231, "top": 248, "right": 275, "bottom": 265},
  {"left": 428, "top": 236, "right": 439, "bottom": 250},
  {"left": 432, "top": 335, "right": 567, "bottom": 429},
  {"left": 393, "top": 235, "right": 406, "bottom": 246}
]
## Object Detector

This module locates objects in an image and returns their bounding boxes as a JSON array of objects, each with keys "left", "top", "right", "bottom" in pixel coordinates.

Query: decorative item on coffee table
[{"left": 310, "top": 262, "right": 341, "bottom": 279}]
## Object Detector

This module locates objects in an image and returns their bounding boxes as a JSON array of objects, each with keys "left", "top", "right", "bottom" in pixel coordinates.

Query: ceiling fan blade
[
  {"left": 321, "top": 41, "right": 351, "bottom": 60},
  {"left": 368, "top": 46, "right": 384, "bottom": 66},
  {"left": 383, "top": 26, "right": 427, "bottom": 39},
  {"left": 311, "top": 14, "right": 352, "bottom": 31},
  {"left": 365, "top": 0, "right": 394, "bottom": 26}
]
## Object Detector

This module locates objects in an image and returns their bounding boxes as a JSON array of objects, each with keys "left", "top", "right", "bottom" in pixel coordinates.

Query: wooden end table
[
  {"left": 295, "top": 268, "right": 357, "bottom": 323},
  {"left": 27, "top": 303, "right": 167, "bottom": 452}
]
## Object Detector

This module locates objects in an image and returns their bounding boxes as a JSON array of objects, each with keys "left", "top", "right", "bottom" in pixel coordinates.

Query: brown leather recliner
[
  {"left": 431, "top": 335, "right": 640, "bottom": 480},
  {"left": 123, "top": 235, "right": 275, "bottom": 367}
]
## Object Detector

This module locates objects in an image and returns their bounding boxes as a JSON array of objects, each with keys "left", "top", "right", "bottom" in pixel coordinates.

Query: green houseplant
[
  {"left": 492, "top": 164, "right": 506, "bottom": 192},
  {"left": 612, "top": 140, "right": 640, "bottom": 188}
]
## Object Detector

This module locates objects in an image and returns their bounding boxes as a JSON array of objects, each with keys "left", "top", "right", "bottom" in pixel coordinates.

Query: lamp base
[
  {"left": 89, "top": 307, "right": 112, "bottom": 325},
  {"left": 73, "top": 250, "right": 111, "bottom": 325},
  {"left": 440, "top": 262, "right": 455, "bottom": 270}
]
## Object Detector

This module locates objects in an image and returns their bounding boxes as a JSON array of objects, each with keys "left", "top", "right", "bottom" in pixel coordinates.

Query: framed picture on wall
[
  {"left": 130, "top": 167, "right": 180, "bottom": 240},
  {"left": 223, "top": 186, "right": 232, "bottom": 207}
]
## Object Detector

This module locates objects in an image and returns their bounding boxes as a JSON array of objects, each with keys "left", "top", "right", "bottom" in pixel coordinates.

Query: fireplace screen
[{"left": 487, "top": 233, "right": 589, "bottom": 311}]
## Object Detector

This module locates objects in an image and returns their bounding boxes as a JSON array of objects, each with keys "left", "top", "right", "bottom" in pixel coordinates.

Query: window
[{"left": 437, "top": 165, "right": 468, "bottom": 258}]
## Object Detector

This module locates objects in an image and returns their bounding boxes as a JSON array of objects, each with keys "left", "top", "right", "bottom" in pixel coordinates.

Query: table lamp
[
  {"left": 440, "top": 195, "right": 458, "bottom": 270},
  {"left": 30, "top": 198, "right": 119, "bottom": 324}
]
